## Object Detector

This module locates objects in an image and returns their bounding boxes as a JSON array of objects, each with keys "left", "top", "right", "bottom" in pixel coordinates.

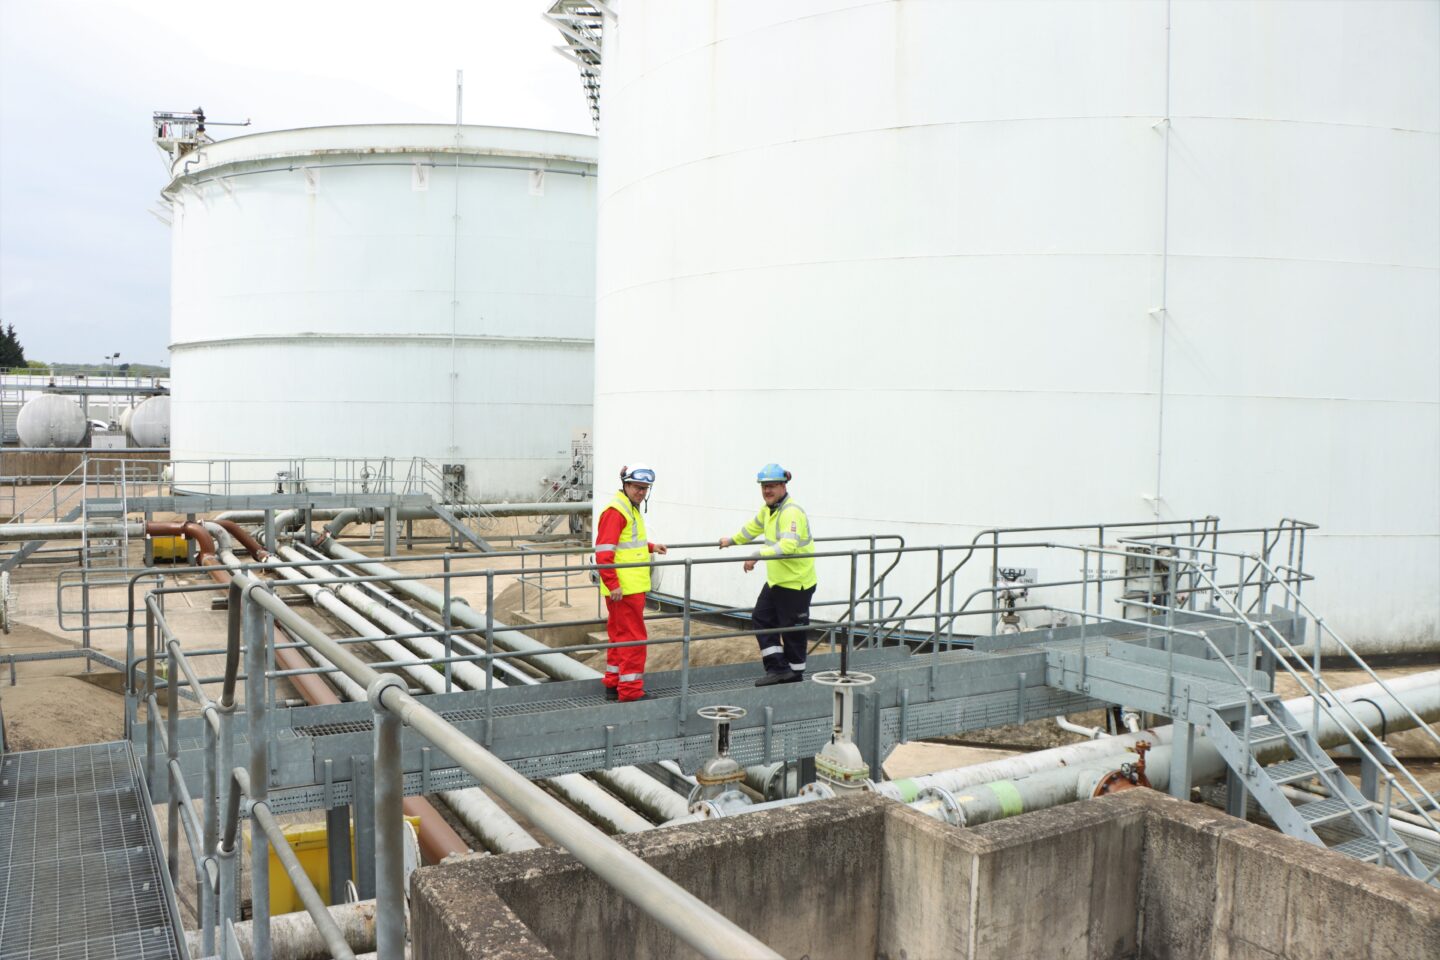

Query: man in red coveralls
[{"left": 595, "top": 464, "right": 667, "bottom": 702}]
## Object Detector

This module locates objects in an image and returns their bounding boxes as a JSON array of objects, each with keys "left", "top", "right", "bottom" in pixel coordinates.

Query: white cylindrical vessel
[
  {"left": 16, "top": 394, "right": 87, "bottom": 447},
  {"left": 593, "top": 1, "right": 1440, "bottom": 651},
  {"left": 165, "top": 124, "right": 597, "bottom": 498},
  {"left": 128, "top": 395, "right": 170, "bottom": 448}
]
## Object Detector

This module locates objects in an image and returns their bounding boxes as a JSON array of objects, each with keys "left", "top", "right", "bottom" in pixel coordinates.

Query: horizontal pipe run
[
  {"left": 236, "top": 573, "right": 781, "bottom": 960},
  {"left": 875, "top": 672, "right": 1440, "bottom": 810},
  {"left": 185, "top": 900, "right": 376, "bottom": 960},
  {"left": 279, "top": 546, "right": 677, "bottom": 834}
]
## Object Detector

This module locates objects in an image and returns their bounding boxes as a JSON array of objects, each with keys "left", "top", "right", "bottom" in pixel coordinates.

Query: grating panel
[{"left": 0, "top": 743, "right": 182, "bottom": 960}]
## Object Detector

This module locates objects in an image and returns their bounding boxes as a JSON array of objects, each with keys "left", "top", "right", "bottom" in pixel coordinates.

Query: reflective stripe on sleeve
[{"left": 594, "top": 543, "right": 618, "bottom": 551}]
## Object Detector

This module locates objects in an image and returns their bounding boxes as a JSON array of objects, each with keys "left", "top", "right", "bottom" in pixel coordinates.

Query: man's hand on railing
[{"left": 718, "top": 536, "right": 733, "bottom": 549}]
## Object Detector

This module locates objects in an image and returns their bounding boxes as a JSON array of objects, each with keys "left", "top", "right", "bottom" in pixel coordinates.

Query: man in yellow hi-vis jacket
[{"left": 719, "top": 463, "right": 816, "bottom": 686}]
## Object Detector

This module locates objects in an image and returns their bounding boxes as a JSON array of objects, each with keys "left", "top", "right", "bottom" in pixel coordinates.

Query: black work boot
[
  {"left": 604, "top": 686, "right": 619, "bottom": 701},
  {"left": 754, "top": 670, "right": 795, "bottom": 687}
]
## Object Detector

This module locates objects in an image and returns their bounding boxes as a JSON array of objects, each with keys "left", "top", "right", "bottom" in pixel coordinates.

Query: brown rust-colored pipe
[
  {"left": 272, "top": 625, "right": 468, "bottom": 864},
  {"left": 146, "top": 520, "right": 231, "bottom": 584},
  {"left": 214, "top": 519, "right": 271, "bottom": 561}
]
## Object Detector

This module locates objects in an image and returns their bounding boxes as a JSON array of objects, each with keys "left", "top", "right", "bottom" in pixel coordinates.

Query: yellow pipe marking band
[
  {"left": 895, "top": 779, "right": 920, "bottom": 803},
  {"left": 989, "top": 781, "right": 1024, "bottom": 818}
]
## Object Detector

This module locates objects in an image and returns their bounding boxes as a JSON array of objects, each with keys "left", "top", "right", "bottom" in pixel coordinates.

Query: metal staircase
[
  {"left": 1045, "top": 535, "right": 1440, "bottom": 885},
  {"left": 1204, "top": 694, "right": 1428, "bottom": 874}
]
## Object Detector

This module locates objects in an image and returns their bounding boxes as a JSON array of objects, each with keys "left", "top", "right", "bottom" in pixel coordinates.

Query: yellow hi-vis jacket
[
  {"left": 596, "top": 491, "right": 651, "bottom": 595},
  {"left": 732, "top": 496, "right": 816, "bottom": 590}
]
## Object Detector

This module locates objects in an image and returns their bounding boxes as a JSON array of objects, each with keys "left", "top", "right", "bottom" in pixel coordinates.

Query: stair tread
[
  {"left": 1329, "top": 837, "right": 1383, "bottom": 862},
  {"left": 1298, "top": 795, "right": 1364, "bottom": 825},
  {"left": 1265, "top": 758, "right": 1333, "bottom": 784}
]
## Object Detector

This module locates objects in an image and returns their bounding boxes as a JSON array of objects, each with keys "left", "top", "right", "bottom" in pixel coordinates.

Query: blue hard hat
[{"left": 756, "top": 463, "right": 791, "bottom": 483}]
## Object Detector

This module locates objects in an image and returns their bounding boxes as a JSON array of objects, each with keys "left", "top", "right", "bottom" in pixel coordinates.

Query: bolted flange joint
[{"left": 367, "top": 673, "right": 406, "bottom": 713}]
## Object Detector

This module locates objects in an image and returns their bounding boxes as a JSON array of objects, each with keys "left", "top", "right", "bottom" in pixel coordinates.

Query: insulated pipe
[
  {"left": 318, "top": 538, "right": 784, "bottom": 797},
  {"left": 184, "top": 900, "right": 377, "bottom": 960},
  {"left": 276, "top": 550, "right": 656, "bottom": 837},
  {"left": 319, "top": 538, "right": 595, "bottom": 682},
  {"left": 442, "top": 783, "right": 541, "bottom": 854},
  {"left": 235, "top": 571, "right": 782, "bottom": 960},
  {"left": 874, "top": 672, "right": 1440, "bottom": 804},
  {"left": 217, "top": 550, "right": 468, "bottom": 864},
  {"left": 285, "top": 546, "right": 691, "bottom": 824},
  {"left": 317, "top": 502, "right": 589, "bottom": 539},
  {"left": 0, "top": 520, "right": 144, "bottom": 540}
]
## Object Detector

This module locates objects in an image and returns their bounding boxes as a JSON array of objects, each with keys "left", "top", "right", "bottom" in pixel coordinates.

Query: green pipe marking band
[
  {"left": 989, "top": 781, "right": 1024, "bottom": 818},
  {"left": 895, "top": 779, "right": 920, "bottom": 803}
]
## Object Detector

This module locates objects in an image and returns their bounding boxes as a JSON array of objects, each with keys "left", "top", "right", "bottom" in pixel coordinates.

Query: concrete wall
[
  {"left": 412, "top": 797, "right": 884, "bottom": 960},
  {"left": 412, "top": 790, "right": 1440, "bottom": 960}
]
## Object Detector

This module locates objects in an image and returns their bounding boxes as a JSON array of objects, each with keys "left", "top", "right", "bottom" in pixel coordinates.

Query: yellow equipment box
[
  {"left": 150, "top": 535, "right": 188, "bottom": 562},
  {"left": 246, "top": 815, "right": 421, "bottom": 915}
]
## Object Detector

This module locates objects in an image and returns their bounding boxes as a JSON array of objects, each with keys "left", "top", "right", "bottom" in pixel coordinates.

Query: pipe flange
[
  {"left": 914, "top": 786, "right": 965, "bottom": 827},
  {"left": 367, "top": 673, "right": 406, "bottom": 712},
  {"left": 798, "top": 781, "right": 835, "bottom": 800}
]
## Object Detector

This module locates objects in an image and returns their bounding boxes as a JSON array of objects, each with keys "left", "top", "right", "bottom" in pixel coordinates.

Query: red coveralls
[{"left": 595, "top": 504, "right": 655, "bottom": 701}]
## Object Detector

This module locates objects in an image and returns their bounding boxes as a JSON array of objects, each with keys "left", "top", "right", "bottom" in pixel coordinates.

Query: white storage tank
[
  {"left": 164, "top": 124, "right": 597, "bottom": 498},
  {"left": 592, "top": 1, "right": 1439, "bottom": 651},
  {"left": 129, "top": 396, "right": 170, "bottom": 448},
  {"left": 16, "top": 394, "right": 87, "bottom": 448},
  {"left": 119, "top": 405, "right": 136, "bottom": 440}
]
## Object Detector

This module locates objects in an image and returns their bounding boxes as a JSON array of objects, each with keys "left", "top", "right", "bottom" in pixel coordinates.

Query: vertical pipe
[
  {"left": 372, "top": 679, "right": 406, "bottom": 960},
  {"left": 443, "top": 555, "right": 453, "bottom": 693},
  {"left": 352, "top": 757, "right": 376, "bottom": 900},
  {"left": 217, "top": 705, "right": 236, "bottom": 933},
  {"left": 145, "top": 610, "right": 157, "bottom": 789},
  {"left": 245, "top": 594, "right": 272, "bottom": 960},
  {"left": 166, "top": 646, "right": 180, "bottom": 891},
  {"left": 326, "top": 804, "right": 353, "bottom": 904},
  {"left": 263, "top": 509, "right": 276, "bottom": 553},
  {"left": 680, "top": 560, "right": 692, "bottom": 717},
  {"left": 384, "top": 506, "right": 397, "bottom": 558},
  {"left": 201, "top": 719, "right": 217, "bottom": 957},
  {"left": 485, "top": 574, "right": 494, "bottom": 746}
]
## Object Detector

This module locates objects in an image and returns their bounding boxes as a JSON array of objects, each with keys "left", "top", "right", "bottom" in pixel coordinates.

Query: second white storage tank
[{"left": 165, "top": 124, "right": 598, "bottom": 498}]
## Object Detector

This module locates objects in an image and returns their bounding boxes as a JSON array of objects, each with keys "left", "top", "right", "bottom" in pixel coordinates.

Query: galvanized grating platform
[{"left": 0, "top": 742, "right": 183, "bottom": 960}]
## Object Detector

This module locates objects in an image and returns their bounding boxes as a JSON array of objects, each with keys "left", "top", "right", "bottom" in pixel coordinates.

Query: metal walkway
[{"left": 0, "top": 741, "right": 185, "bottom": 960}]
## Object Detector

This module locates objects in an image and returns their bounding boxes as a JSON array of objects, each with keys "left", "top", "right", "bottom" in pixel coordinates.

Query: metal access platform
[
  {"left": 0, "top": 741, "right": 186, "bottom": 960},
  {"left": 138, "top": 608, "right": 1294, "bottom": 814}
]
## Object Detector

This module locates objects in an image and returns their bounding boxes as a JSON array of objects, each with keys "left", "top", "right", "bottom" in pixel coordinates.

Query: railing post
[
  {"left": 166, "top": 645, "right": 180, "bottom": 892},
  {"left": 245, "top": 592, "right": 272, "bottom": 960},
  {"left": 201, "top": 718, "right": 217, "bottom": 956},
  {"left": 217, "top": 701, "right": 237, "bottom": 936},
  {"left": 370, "top": 675, "right": 407, "bottom": 960},
  {"left": 680, "top": 559, "right": 692, "bottom": 719},
  {"left": 443, "top": 555, "right": 453, "bottom": 693},
  {"left": 485, "top": 573, "right": 495, "bottom": 746},
  {"left": 848, "top": 550, "right": 858, "bottom": 658}
]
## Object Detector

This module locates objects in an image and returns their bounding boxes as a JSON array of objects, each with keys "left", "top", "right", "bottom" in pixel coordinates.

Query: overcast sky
[{"left": 0, "top": 0, "right": 593, "bottom": 367}]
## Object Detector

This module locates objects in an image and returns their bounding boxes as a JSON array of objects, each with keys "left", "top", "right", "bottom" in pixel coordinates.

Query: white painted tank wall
[
  {"left": 593, "top": 2, "right": 1440, "bottom": 651},
  {"left": 16, "top": 394, "right": 86, "bottom": 447},
  {"left": 167, "top": 125, "right": 597, "bottom": 498}
]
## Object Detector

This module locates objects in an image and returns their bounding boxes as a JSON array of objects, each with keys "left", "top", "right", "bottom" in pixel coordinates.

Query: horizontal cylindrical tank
[
  {"left": 593, "top": 1, "right": 1440, "bottom": 652},
  {"left": 129, "top": 396, "right": 170, "bottom": 448},
  {"left": 118, "top": 405, "right": 136, "bottom": 439},
  {"left": 164, "top": 124, "right": 597, "bottom": 498},
  {"left": 16, "top": 394, "right": 86, "bottom": 447}
]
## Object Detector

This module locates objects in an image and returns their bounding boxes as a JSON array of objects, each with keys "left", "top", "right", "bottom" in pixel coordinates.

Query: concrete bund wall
[
  {"left": 411, "top": 791, "right": 1440, "bottom": 960},
  {"left": 412, "top": 797, "right": 885, "bottom": 960}
]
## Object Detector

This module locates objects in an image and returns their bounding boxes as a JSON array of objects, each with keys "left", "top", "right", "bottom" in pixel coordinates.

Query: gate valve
[{"left": 690, "top": 705, "right": 749, "bottom": 806}]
